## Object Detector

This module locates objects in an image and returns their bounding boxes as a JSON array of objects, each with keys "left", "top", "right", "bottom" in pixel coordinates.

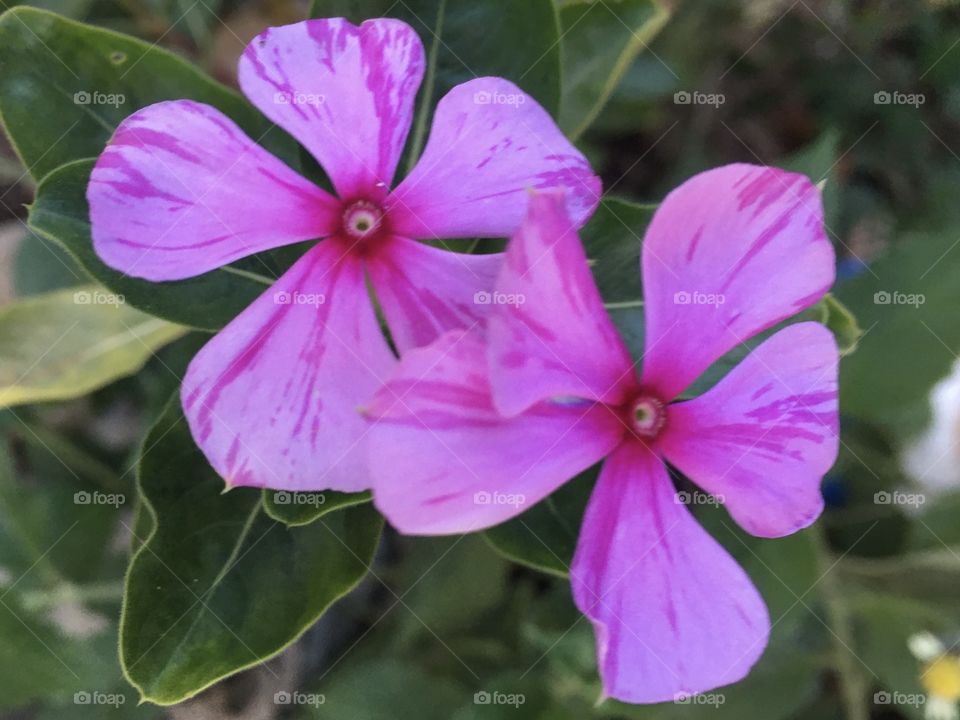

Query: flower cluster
[{"left": 88, "top": 17, "right": 839, "bottom": 705}]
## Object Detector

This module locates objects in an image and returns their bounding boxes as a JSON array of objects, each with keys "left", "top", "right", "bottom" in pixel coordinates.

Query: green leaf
[
  {"left": 310, "top": 0, "right": 563, "bottom": 144},
  {"left": 0, "top": 6, "right": 282, "bottom": 181},
  {"left": 0, "top": 286, "right": 186, "bottom": 408},
  {"left": 13, "top": 231, "right": 84, "bottom": 296},
  {"left": 28, "top": 159, "right": 276, "bottom": 330},
  {"left": 0, "top": 426, "right": 151, "bottom": 715},
  {"left": 121, "top": 400, "right": 383, "bottom": 705},
  {"left": 581, "top": 196, "right": 655, "bottom": 305},
  {"left": 836, "top": 223, "right": 960, "bottom": 430},
  {"left": 556, "top": 0, "right": 670, "bottom": 139},
  {"left": 262, "top": 489, "right": 371, "bottom": 527}
]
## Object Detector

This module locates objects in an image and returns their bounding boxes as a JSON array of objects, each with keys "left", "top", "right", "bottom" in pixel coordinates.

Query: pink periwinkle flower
[
  {"left": 86, "top": 18, "right": 600, "bottom": 492},
  {"left": 364, "top": 164, "right": 839, "bottom": 702}
]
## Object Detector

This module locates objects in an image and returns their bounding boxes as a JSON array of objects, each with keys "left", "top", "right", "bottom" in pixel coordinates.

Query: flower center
[
  {"left": 342, "top": 200, "right": 384, "bottom": 241},
  {"left": 627, "top": 393, "right": 667, "bottom": 438}
]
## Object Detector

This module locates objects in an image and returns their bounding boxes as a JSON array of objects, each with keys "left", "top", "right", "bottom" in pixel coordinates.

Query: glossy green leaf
[
  {"left": 0, "top": 6, "right": 285, "bottom": 181},
  {"left": 262, "top": 489, "right": 371, "bottom": 527},
  {"left": 557, "top": 0, "right": 670, "bottom": 139},
  {"left": 121, "top": 400, "right": 383, "bottom": 705},
  {"left": 0, "top": 286, "right": 186, "bottom": 408},
  {"left": 27, "top": 159, "right": 277, "bottom": 330}
]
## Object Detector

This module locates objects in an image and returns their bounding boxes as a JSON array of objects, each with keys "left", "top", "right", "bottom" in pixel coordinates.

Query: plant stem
[{"left": 811, "top": 525, "right": 871, "bottom": 720}]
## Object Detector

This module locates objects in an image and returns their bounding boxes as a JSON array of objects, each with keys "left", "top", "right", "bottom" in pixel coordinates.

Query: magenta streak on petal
[{"left": 685, "top": 225, "right": 705, "bottom": 262}]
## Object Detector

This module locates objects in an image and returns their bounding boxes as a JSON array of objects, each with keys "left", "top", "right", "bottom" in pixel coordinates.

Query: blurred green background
[{"left": 1, "top": 0, "right": 960, "bottom": 718}]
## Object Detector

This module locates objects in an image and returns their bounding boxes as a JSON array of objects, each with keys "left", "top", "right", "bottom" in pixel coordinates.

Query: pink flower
[
  {"left": 364, "top": 165, "right": 839, "bottom": 702},
  {"left": 87, "top": 18, "right": 600, "bottom": 492}
]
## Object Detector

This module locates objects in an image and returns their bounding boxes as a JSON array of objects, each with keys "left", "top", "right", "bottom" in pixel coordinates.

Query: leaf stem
[
  {"left": 811, "top": 525, "right": 871, "bottom": 720},
  {"left": 405, "top": 0, "right": 447, "bottom": 172}
]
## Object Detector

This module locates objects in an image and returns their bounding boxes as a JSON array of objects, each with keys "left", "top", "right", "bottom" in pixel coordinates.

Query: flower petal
[
  {"left": 487, "top": 191, "right": 637, "bottom": 417},
  {"left": 365, "top": 236, "right": 502, "bottom": 354},
  {"left": 365, "top": 330, "right": 624, "bottom": 535},
  {"left": 238, "top": 18, "right": 424, "bottom": 198},
  {"left": 387, "top": 78, "right": 601, "bottom": 239},
  {"left": 657, "top": 322, "right": 838, "bottom": 538},
  {"left": 88, "top": 100, "right": 338, "bottom": 281},
  {"left": 182, "top": 239, "right": 396, "bottom": 492},
  {"left": 640, "top": 164, "right": 835, "bottom": 400},
  {"left": 571, "top": 441, "right": 770, "bottom": 704}
]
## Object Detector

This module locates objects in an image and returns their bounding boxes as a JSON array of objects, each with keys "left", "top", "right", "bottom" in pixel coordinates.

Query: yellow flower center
[{"left": 923, "top": 656, "right": 960, "bottom": 701}]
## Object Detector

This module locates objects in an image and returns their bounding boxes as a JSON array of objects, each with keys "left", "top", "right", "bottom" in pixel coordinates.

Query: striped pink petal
[
  {"left": 387, "top": 78, "right": 601, "bottom": 240},
  {"left": 182, "top": 239, "right": 396, "bottom": 492},
  {"left": 640, "top": 164, "right": 835, "bottom": 400},
  {"left": 487, "top": 191, "right": 637, "bottom": 417},
  {"left": 571, "top": 441, "right": 770, "bottom": 704},
  {"left": 365, "top": 330, "right": 624, "bottom": 535},
  {"left": 365, "top": 236, "right": 503, "bottom": 354},
  {"left": 88, "top": 100, "right": 338, "bottom": 281},
  {"left": 657, "top": 322, "right": 838, "bottom": 538},
  {"left": 238, "top": 18, "right": 424, "bottom": 199}
]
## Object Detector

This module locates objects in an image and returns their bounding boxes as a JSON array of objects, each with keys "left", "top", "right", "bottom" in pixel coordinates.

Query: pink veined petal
[
  {"left": 238, "top": 18, "right": 424, "bottom": 199},
  {"left": 640, "top": 164, "right": 836, "bottom": 400},
  {"left": 387, "top": 77, "right": 601, "bottom": 240},
  {"left": 182, "top": 239, "right": 396, "bottom": 492},
  {"left": 364, "top": 330, "right": 624, "bottom": 535},
  {"left": 657, "top": 322, "right": 838, "bottom": 538},
  {"left": 571, "top": 441, "right": 770, "bottom": 704},
  {"left": 487, "top": 191, "right": 637, "bottom": 417},
  {"left": 365, "top": 236, "right": 503, "bottom": 354},
  {"left": 88, "top": 100, "right": 338, "bottom": 281}
]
